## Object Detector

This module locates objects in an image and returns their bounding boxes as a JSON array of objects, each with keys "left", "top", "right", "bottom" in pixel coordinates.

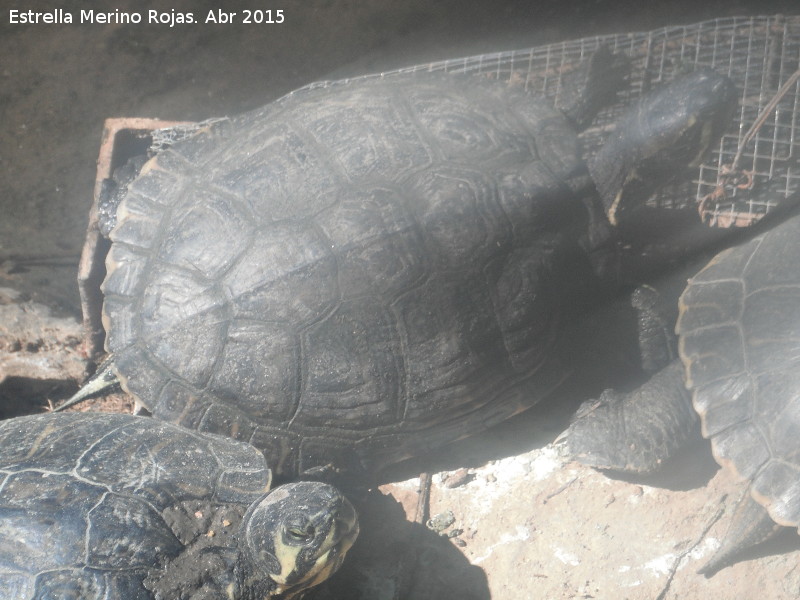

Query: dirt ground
[{"left": 2, "top": 2, "right": 800, "bottom": 599}]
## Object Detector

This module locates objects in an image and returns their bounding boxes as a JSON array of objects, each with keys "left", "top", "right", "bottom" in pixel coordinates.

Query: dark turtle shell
[
  {"left": 99, "top": 67, "right": 737, "bottom": 479},
  {"left": 102, "top": 74, "right": 593, "bottom": 477},
  {"left": 678, "top": 212, "right": 800, "bottom": 530},
  {"left": 0, "top": 412, "right": 357, "bottom": 599},
  {"left": 564, "top": 206, "right": 800, "bottom": 573}
]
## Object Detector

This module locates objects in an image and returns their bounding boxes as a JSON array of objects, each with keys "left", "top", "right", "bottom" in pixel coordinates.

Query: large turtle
[
  {"left": 0, "top": 412, "right": 358, "bottom": 599},
  {"left": 568, "top": 199, "right": 800, "bottom": 572},
  {"left": 61, "top": 53, "right": 737, "bottom": 480}
]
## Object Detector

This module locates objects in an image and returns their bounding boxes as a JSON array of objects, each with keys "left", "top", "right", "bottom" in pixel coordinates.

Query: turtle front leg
[
  {"left": 567, "top": 359, "right": 697, "bottom": 473},
  {"left": 568, "top": 357, "right": 790, "bottom": 575}
]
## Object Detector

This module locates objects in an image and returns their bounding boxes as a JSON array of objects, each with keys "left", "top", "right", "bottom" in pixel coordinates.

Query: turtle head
[
  {"left": 235, "top": 481, "right": 359, "bottom": 598},
  {"left": 591, "top": 68, "right": 738, "bottom": 226}
]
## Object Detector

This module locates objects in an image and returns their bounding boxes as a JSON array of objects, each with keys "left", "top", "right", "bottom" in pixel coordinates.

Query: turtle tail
[
  {"left": 698, "top": 492, "right": 783, "bottom": 576},
  {"left": 55, "top": 358, "right": 121, "bottom": 412}
]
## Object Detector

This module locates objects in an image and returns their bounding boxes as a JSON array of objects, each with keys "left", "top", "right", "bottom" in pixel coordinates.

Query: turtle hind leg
[
  {"left": 698, "top": 492, "right": 784, "bottom": 576},
  {"left": 567, "top": 359, "right": 697, "bottom": 474}
]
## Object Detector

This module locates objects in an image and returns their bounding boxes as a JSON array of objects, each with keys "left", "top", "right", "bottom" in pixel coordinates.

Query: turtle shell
[
  {"left": 103, "top": 74, "right": 595, "bottom": 477},
  {"left": 678, "top": 213, "right": 800, "bottom": 530},
  {"left": 0, "top": 412, "right": 271, "bottom": 599}
]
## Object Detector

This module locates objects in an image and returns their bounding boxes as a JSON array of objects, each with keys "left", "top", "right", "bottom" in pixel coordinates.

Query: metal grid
[{"left": 304, "top": 15, "right": 800, "bottom": 226}]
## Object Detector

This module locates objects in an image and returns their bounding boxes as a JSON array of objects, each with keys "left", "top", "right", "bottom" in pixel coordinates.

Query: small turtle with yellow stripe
[{"left": 0, "top": 412, "right": 358, "bottom": 599}]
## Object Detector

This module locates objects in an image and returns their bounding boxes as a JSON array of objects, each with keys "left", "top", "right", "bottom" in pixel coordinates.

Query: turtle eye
[{"left": 286, "top": 521, "right": 315, "bottom": 542}]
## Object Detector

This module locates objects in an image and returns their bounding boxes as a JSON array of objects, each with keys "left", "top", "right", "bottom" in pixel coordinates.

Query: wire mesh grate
[{"left": 300, "top": 15, "right": 800, "bottom": 226}]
